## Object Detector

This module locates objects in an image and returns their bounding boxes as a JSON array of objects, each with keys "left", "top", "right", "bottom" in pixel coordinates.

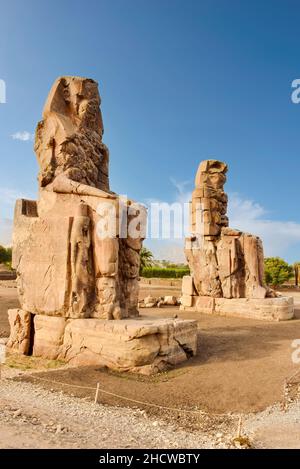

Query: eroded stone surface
[
  {"left": 181, "top": 295, "right": 294, "bottom": 321},
  {"left": 12, "top": 77, "right": 145, "bottom": 321},
  {"left": 7, "top": 75, "right": 197, "bottom": 373},
  {"left": 7, "top": 309, "right": 32, "bottom": 354},
  {"left": 183, "top": 160, "right": 294, "bottom": 320},
  {"left": 35, "top": 76, "right": 110, "bottom": 193},
  {"left": 182, "top": 276, "right": 195, "bottom": 296},
  {"left": 33, "top": 315, "right": 67, "bottom": 360},
  {"left": 30, "top": 314, "right": 198, "bottom": 374}
]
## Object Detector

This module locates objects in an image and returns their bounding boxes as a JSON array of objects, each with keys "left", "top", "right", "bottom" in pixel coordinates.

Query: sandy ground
[{"left": 1, "top": 280, "right": 300, "bottom": 448}]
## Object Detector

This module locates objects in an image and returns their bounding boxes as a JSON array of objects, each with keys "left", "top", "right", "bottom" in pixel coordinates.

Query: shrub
[
  {"left": 264, "top": 257, "right": 293, "bottom": 287},
  {"left": 141, "top": 267, "right": 190, "bottom": 278},
  {"left": 0, "top": 245, "right": 12, "bottom": 265}
]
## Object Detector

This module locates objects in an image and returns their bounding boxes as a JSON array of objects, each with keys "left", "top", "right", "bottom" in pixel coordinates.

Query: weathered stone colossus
[
  {"left": 181, "top": 160, "right": 294, "bottom": 321},
  {"left": 35, "top": 76, "right": 109, "bottom": 192},
  {"left": 8, "top": 76, "right": 197, "bottom": 373},
  {"left": 13, "top": 77, "right": 142, "bottom": 321}
]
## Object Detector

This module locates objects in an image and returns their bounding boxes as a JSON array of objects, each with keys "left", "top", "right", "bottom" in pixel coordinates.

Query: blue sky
[{"left": 0, "top": 0, "right": 300, "bottom": 262}]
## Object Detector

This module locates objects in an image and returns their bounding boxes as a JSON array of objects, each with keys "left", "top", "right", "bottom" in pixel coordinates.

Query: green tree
[
  {"left": 264, "top": 257, "right": 293, "bottom": 288},
  {"left": 139, "top": 247, "right": 154, "bottom": 274},
  {"left": 0, "top": 245, "right": 12, "bottom": 264}
]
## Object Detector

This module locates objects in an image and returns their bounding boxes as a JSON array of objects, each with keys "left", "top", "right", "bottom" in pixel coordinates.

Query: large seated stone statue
[
  {"left": 14, "top": 77, "right": 140, "bottom": 321},
  {"left": 7, "top": 76, "right": 197, "bottom": 373},
  {"left": 181, "top": 160, "right": 294, "bottom": 321}
]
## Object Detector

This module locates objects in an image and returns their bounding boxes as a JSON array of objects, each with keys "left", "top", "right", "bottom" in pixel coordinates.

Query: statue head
[
  {"left": 42, "top": 76, "right": 104, "bottom": 135},
  {"left": 34, "top": 76, "right": 109, "bottom": 191},
  {"left": 195, "top": 159, "right": 227, "bottom": 190}
]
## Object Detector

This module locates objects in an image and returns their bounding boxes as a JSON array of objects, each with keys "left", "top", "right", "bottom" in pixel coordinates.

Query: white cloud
[
  {"left": 11, "top": 131, "right": 33, "bottom": 141},
  {"left": 144, "top": 180, "right": 300, "bottom": 263},
  {"left": 228, "top": 193, "right": 300, "bottom": 258},
  {"left": 169, "top": 177, "right": 192, "bottom": 204},
  {"left": 228, "top": 193, "right": 266, "bottom": 220}
]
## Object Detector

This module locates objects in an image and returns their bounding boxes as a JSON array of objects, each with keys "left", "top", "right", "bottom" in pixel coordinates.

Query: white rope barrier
[{"left": 20, "top": 374, "right": 239, "bottom": 419}]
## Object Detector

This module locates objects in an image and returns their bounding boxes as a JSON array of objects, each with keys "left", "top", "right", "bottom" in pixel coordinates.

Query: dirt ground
[
  {"left": 1, "top": 280, "right": 300, "bottom": 416},
  {"left": 0, "top": 376, "right": 222, "bottom": 449},
  {"left": 2, "top": 280, "right": 300, "bottom": 448}
]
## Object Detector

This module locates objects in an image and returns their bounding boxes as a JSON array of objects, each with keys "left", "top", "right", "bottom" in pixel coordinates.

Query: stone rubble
[{"left": 139, "top": 295, "right": 180, "bottom": 308}]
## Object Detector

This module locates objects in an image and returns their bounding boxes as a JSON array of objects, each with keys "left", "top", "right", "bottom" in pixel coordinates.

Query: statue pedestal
[
  {"left": 8, "top": 194, "right": 198, "bottom": 374},
  {"left": 180, "top": 294, "right": 294, "bottom": 321},
  {"left": 12, "top": 193, "right": 142, "bottom": 320},
  {"left": 7, "top": 310, "right": 198, "bottom": 374}
]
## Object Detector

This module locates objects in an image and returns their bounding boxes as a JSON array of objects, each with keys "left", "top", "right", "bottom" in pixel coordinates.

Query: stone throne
[
  {"left": 7, "top": 76, "right": 197, "bottom": 373},
  {"left": 180, "top": 160, "right": 294, "bottom": 321}
]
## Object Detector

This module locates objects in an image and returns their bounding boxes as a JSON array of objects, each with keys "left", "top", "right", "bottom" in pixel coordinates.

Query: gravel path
[
  {"left": 0, "top": 377, "right": 220, "bottom": 449},
  {"left": 1, "top": 370, "right": 300, "bottom": 448},
  {"left": 243, "top": 401, "right": 300, "bottom": 449}
]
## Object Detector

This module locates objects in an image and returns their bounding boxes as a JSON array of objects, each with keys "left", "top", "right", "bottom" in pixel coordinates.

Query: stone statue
[
  {"left": 7, "top": 76, "right": 197, "bottom": 373},
  {"left": 70, "top": 203, "right": 94, "bottom": 317},
  {"left": 12, "top": 76, "right": 142, "bottom": 320},
  {"left": 181, "top": 160, "right": 294, "bottom": 320},
  {"left": 34, "top": 76, "right": 114, "bottom": 199}
]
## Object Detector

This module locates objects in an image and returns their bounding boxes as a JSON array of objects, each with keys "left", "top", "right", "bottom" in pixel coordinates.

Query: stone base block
[
  {"left": 182, "top": 275, "right": 195, "bottom": 296},
  {"left": 7, "top": 309, "right": 32, "bottom": 354},
  {"left": 33, "top": 315, "right": 67, "bottom": 360},
  {"left": 7, "top": 311, "right": 198, "bottom": 374},
  {"left": 195, "top": 296, "right": 215, "bottom": 314},
  {"left": 180, "top": 294, "right": 193, "bottom": 307},
  {"left": 180, "top": 295, "right": 294, "bottom": 321}
]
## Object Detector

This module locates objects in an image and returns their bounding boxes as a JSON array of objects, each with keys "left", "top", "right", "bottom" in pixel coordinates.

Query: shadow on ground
[{"left": 2, "top": 282, "right": 300, "bottom": 415}]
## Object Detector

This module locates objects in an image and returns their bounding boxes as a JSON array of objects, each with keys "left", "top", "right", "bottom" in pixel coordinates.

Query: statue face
[
  {"left": 195, "top": 160, "right": 227, "bottom": 188},
  {"left": 55, "top": 78, "right": 101, "bottom": 130},
  {"left": 197, "top": 170, "right": 226, "bottom": 189},
  {"left": 38, "top": 76, "right": 107, "bottom": 190},
  {"left": 62, "top": 86, "right": 71, "bottom": 103},
  {"left": 207, "top": 172, "right": 226, "bottom": 189}
]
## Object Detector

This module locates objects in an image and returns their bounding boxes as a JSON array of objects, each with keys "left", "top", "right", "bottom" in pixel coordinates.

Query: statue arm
[{"left": 51, "top": 174, "right": 117, "bottom": 199}]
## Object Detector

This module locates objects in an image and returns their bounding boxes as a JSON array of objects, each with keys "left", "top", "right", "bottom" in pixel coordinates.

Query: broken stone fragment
[
  {"left": 7, "top": 309, "right": 32, "bottom": 355},
  {"left": 142, "top": 296, "right": 158, "bottom": 308},
  {"left": 162, "top": 296, "right": 178, "bottom": 306}
]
